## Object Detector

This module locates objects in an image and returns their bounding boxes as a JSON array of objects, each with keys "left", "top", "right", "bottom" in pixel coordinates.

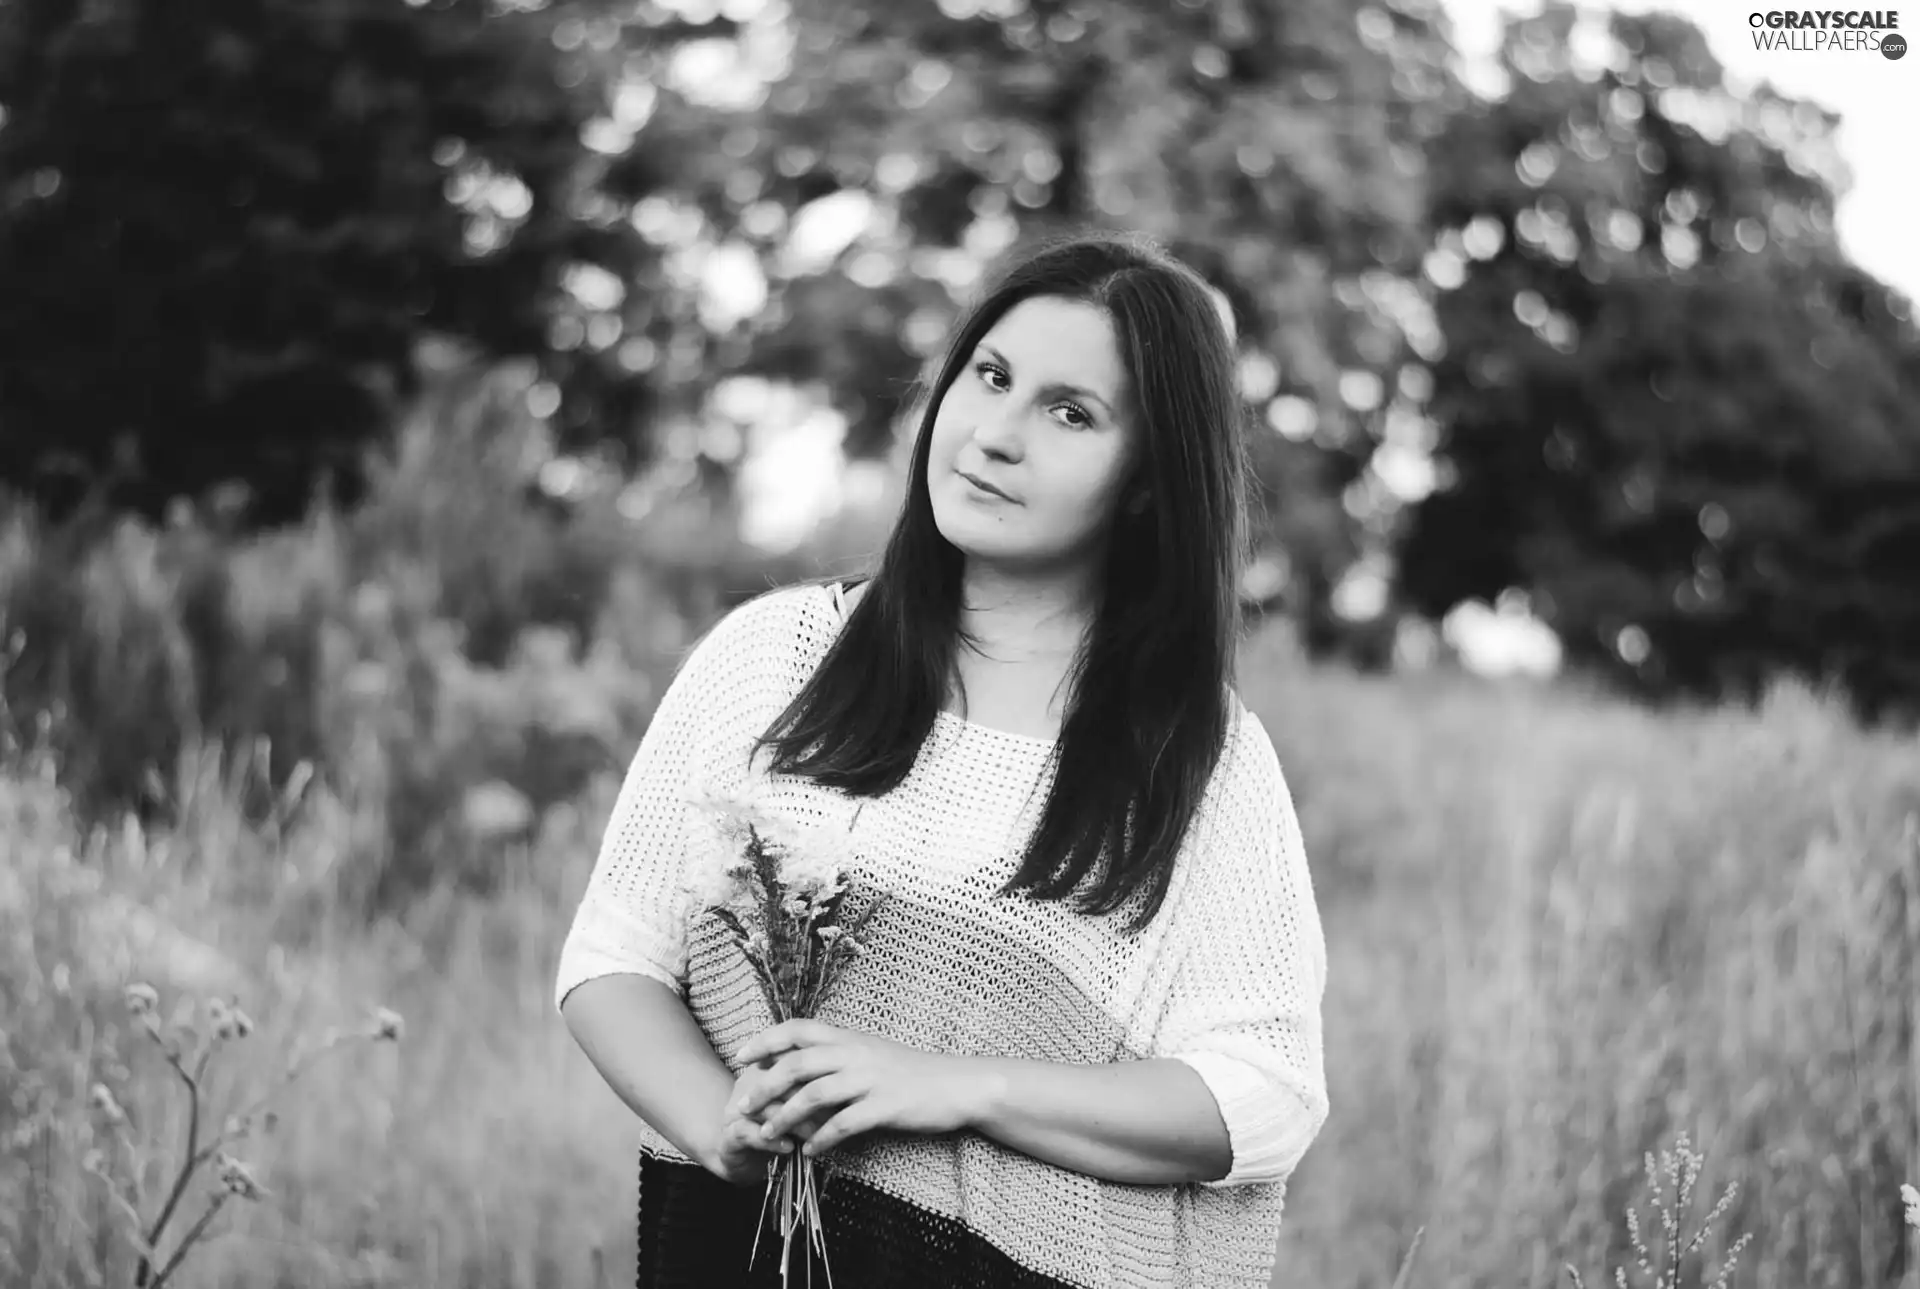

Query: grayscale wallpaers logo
[{"left": 1748, "top": 10, "right": 1906, "bottom": 55}]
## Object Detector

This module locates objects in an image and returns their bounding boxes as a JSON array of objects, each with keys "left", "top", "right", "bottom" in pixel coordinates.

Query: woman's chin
[
  {"left": 936, "top": 519, "right": 1025, "bottom": 563},
  {"left": 934, "top": 498, "right": 1006, "bottom": 540}
]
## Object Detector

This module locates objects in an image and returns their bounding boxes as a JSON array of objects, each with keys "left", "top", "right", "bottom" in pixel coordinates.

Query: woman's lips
[{"left": 959, "top": 471, "right": 1015, "bottom": 502}]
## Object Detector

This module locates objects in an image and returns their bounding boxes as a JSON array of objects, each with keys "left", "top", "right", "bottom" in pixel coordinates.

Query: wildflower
[
  {"left": 1904, "top": 1182, "right": 1920, "bottom": 1230},
  {"left": 684, "top": 849, "right": 754, "bottom": 914},
  {"left": 124, "top": 983, "right": 158, "bottom": 1017},
  {"left": 81, "top": 1147, "right": 106, "bottom": 1175},
  {"left": 206, "top": 997, "right": 255, "bottom": 1042},
  {"left": 687, "top": 782, "right": 784, "bottom": 876},
  {"left": 215, "top": 1152, "right": 265, "bottom": 1201},
  {"left": 89, "top": 1082, "right": 125, "bottom": 1124},
  {"left": 776, "top": 825, "right": 856, "bottom": 901},
  {"left": 687, "top": 774, "right": 860, "bottom": 895},
  {"left": 371, "top": 1007, "right": 404, "bottom": 1042},
  {"left": 685, "top": 778, "right": 777, "bottom": 848}
]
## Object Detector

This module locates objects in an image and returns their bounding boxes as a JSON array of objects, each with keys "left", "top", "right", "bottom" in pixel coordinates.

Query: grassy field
[{"left": 4, "top": 616, "right": 1919, "bottom": 1288}]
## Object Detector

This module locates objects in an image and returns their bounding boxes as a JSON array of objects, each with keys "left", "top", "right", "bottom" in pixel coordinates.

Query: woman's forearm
[
  {"left": 559, "top": 973, "right": 732, "bottom": 1173},
  {"left": 562, "top": 982, "right": 1236, "bottom": 1187},
  {"left": 962, "top": 1055, "right": 1233, "bottom": 1187}
]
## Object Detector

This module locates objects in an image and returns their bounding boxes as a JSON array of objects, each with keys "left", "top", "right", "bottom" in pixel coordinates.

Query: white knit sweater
[{"left": 554, "top": 581, "right": 1329, "bottom": 1288}]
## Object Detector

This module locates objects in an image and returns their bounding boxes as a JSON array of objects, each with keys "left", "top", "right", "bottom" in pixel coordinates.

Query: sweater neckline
[{"left": 825, "top": 582, "right": 1059, "bottom": 753}]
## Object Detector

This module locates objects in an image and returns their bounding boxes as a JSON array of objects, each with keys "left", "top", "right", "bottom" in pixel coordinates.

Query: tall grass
[
  {"left": 1247, "top": 642, "right": 1920, "bottom": 1289},
  {"left": 2, "top": 727, "right": 641, "bottom": 1288},
  {"left": 7, "top": 642, "right": 1917, "bottom": 1286}
]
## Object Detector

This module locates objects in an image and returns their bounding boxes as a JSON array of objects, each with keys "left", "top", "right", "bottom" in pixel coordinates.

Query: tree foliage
[
  {"left": 1396, "top": 3, "right": 1920, "bottom": 715},
  {"left": 0, "top": 0, "right": 647, "bottom": 523},
  {"left": 7, "top": 0, "right": 1918, "bottom": 713},
  {"left": 598, "top": 0, "right": 1460, "bottom": 621}
]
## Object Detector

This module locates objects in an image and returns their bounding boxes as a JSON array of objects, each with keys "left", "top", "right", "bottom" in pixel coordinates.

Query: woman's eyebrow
[{"left": 979, "top": 344, "right": 1115, "bottom": 418}]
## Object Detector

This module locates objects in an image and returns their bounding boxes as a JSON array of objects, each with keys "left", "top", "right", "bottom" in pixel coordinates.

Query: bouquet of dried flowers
[{"left": 684, "top": 780, "right": 884, "bottom": 1288}]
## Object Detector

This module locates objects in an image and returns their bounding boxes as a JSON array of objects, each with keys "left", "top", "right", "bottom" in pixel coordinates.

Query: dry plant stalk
[
  {"left": 83, "top": 982, "right": 404, "bottom": 1288},
  {"left": 1903, "top": 1183, "right": 1920, "bottom": 1289},
  {"left": 1388, "top": 1224, "right": 1426, "bottom": 1289},
  {"left": 1561, "top": 1132, "right": 1753, "bottom": 1289}
]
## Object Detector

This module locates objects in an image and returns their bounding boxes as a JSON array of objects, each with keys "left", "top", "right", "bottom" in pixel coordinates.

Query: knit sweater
[{"left": 554, "top": 580, "right": 1329, "bottom": 1288}]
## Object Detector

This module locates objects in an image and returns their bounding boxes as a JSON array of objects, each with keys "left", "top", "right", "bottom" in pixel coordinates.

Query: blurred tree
[
  {"left": 0, "top": 0, "right": 652, "bottom": 524},
  {"left": 0, "top": 0, "right": 1475, "bottom": 645},
  {"left": 1396, "top": 3, "right": 1920, "bottom": 717},
  {"left": 598, "top": 0, "right": 1464, "bottom": 640}
]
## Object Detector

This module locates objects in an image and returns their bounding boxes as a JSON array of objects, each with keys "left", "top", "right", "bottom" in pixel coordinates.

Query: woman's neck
[{"left": 956, "top": 569, "right": 1097, "bottom": 664}]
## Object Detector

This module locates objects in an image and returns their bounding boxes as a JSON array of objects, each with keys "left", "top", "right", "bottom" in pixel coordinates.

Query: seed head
[
  {"left": 215, "top": 1152, "right": 265, "bottom": 1201},
  {"left": 89, "top": 1082, "right": 125, "bottom": 1124},
  {"left": 208, "top": 997, "right": 254, "bottom": 1042},
  {"left": 1903, "top": 1182, "right": 1920, "bottom": 1230}
]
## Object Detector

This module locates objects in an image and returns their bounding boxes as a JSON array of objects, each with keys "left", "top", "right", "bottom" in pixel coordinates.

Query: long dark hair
[{"left": 754, "top": 229, "right": 1255, "bottom": 935}]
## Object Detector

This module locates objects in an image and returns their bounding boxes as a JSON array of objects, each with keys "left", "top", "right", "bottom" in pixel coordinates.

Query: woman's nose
[{"left": 971, "top": 407, "right": 1025, "bottom": 459}]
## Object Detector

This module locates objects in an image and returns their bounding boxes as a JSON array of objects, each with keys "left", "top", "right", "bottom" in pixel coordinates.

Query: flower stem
[
  {"left": 137, "top": 1047, "right": 204, "bottom": 1285},
  {"left": 149, "top": 1190, "right": 230, "bottom": 1288}
]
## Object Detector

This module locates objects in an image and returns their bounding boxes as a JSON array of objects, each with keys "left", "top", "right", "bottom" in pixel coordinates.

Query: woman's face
[{"left": 928, "top": 295, "right": 1141, "bottom": 573}]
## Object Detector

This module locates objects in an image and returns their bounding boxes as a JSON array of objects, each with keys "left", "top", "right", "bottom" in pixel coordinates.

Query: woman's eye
[{"left": 971, "top": 362, "right": 1090, "bottom": 427}]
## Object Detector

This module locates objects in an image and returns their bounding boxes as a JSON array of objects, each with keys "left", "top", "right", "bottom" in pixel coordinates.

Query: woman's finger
[
  {"left": 730, "top": 1062, "right": 787, "bottom": 1117},
  {"left": 802, "top": 1098, "right": 883, "bottom": 1157},
  {"left": 737, "top": 1046, "right": 841, "bottom": 1117},
  {"left": 739, "top": 1018, "right": 841, "bottom": 1066},
  {"left": 728, "top": 1111, "right": 794, "bottom": 1154},
  {"left": 757, "top": 1071, "right": 863, "bottom": 1142}
]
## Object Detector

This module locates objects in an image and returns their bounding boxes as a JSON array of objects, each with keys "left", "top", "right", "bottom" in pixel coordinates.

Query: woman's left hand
[{"left": 734, "top": 1020, "right": 986, "bottom": 1157}]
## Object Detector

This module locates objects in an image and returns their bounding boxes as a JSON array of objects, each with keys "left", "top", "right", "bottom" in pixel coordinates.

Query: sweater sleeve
[
  {"left": 1153, "top": 713, "right": 1330, "bottom": 1190},
  {"left": 552, "top": 591, "right": 785, "bottom": 1014}
]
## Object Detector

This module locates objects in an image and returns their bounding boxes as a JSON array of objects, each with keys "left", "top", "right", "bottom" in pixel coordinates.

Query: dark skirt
[{"left": 636, "top": 1150, "right": 1077, "bottom": 1289}]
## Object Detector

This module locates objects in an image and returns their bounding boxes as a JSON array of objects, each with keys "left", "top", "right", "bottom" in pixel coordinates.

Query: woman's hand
[
  {"left": 705, "top": 1062, "right": 798, "bottom": 1189},
  {"left": 734, "top": 1020, "right": 986, "bottom": 1157}
]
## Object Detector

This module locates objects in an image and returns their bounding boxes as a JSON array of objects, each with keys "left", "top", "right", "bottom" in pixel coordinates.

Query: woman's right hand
[
  {"left": 706, "top": 1062, "right": 799, "bottom": 1188},
  {"left": 709, "top": 1108, "right": 794, "bottom": 1188}
]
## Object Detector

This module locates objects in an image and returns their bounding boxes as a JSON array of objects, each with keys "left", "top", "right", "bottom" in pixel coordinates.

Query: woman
[{"left": 555, "top": 230, "right": 1329, "bottom": 1288}]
